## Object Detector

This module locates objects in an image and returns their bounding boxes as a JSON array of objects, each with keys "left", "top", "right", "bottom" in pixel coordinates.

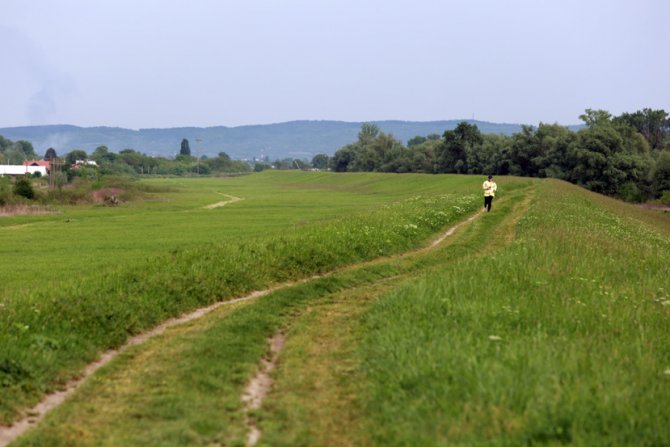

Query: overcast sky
[{"left": 1, "top": 0, "right": 668, "bottom": 129}]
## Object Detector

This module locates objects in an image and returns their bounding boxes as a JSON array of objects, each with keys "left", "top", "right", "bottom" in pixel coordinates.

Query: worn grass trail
[{"left": 8, "top": 184, "right": 533, "bottom": 446}]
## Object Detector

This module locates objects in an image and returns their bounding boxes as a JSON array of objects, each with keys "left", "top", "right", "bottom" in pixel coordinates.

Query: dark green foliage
[
  {"left": 65, "top": 149, "right": 88, "bottom": 165},
  {"left": 311, "top": 153, "right": 329, "bottom": 169},
  {"left": 43, "top": 147, "right": 57, "bottom": 161},
  {"left": 14, "top": 140, "right": 35, "bottom": 159},
  {"left": 613, "top": 108, "right": 669, "bottom": 150},
  {"left": 13, "top": 178, "right": 35, "bottom": 200},
  {"left": 331, "top": 109, "right": 669, "bottom": 202},
  {"left": 180, "top": 138, "right": 191, "bottom": 156},
  {"left": 0, "top": 177, "right": 12, "bottom": 205},
  {"left": 652, "top": 151, "right": 670, "bottom": 196},
  {"left": 436, "top": 122, "right": 483, "bottom": 174}
]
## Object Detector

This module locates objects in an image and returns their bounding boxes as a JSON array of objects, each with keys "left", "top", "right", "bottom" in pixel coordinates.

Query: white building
[{"left": 0, "top": 165, "right": 48, "bottom": 177}]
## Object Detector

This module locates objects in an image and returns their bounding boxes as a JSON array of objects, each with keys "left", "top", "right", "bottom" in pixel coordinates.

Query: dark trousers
[{"left": 484, "top": 195, "right": 493, "bottom": 212}]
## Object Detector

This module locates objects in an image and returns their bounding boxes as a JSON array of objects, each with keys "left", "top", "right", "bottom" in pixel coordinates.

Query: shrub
[
  {"left": 660, "top": 190, "right": 670, "bottom": 205},
  {"left": 13, "top": 178, "right": 35, "bottom": 200}
]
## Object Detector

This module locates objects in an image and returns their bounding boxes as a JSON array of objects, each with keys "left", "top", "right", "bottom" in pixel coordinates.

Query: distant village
[{"left": 0, "top": 159, "right": 97, "bottom": 178}]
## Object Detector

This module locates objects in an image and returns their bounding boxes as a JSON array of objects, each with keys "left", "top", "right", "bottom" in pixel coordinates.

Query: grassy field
[
  {"left": 4, "top": 173, "right": 669, "bottom": 446},
  {"left": 1, "top": 171, "right": 526, "bottom": 426},
  {"left": 0, "top": 171, "right": 498, "bottom": 294}
]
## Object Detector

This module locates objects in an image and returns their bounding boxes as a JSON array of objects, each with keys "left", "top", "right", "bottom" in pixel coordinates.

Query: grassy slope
[
  {"left": 0, "top": 172, "right": 495, "bottom": 294},
  {"left": 11, "top": 184, "right": 532, "bottom": 446},
  {"left": 1, "top": 172, "right": 512, "bottom": 425},
  {"left": 357, "top": 179, "right": 670, "bottom": 446},
  {"left": 11, "top": 176, "right": 667, "bottom": 446}
]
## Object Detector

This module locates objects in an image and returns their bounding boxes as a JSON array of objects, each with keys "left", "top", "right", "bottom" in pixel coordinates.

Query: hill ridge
[{"left": 0, "top": 119, "right": 581, "bottom": 160}]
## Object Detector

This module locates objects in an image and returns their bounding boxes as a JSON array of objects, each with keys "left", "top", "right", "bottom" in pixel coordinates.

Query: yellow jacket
[{"left": 483, "top": 180, "right": 497, "bottom": 197}]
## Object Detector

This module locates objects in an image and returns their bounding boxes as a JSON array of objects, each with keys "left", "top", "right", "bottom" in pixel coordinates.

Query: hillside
[{"left": 0, "top": 120, "right": 580, "bottom": 160}]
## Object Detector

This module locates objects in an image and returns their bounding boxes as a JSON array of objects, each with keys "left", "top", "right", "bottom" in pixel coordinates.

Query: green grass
[
  {"left": 1, "top": 171, "right": 520, "bottom": 294},
  {"left": 1, "top": 171, "right": 520, "bottom": 425},
  {"left": 8, "top": 174, "right": 666, "bottom": 447},
  {"left": 11, "top": 261, "right": 409, "bottom": 447},
  {"left": 358, "top": 180, "right": 670, "bottom": 446}
]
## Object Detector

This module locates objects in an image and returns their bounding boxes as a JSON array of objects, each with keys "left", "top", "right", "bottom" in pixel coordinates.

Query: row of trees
[
  {"left": 321, "top": 109, "right": 670, "bottom": 202},
  {"left": 0, "top": 136, "right": 36, "bottom": 164},
  {"left": 1, "top": 135, "right": 250, "bottom": 178},
  {"left": 72, "top": 145, "right": 250, "bottom": 177},
  {"left": 37, "top": 145, "right": 249, "bottom": 180}
]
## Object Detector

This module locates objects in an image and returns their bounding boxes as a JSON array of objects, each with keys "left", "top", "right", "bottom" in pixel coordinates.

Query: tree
[
  {"left": 15, "top": 140, "right": 36, "bottom": 158},
  {"left": 311, "top": 154, "right": 329, "bottom": 170},
  {"left": 436, "top": 122, "right": 483, "bottom": 173},
  {"left": 579, "top": 108, "right": 612, "bottom": 127},
  {"left": 66, "top": 150, "right": 88, "bottom": 165},
  {"left": 44, "top": 147, "right": 57, "bottom": 161},
  {"left": 614, "top": 108, "right": 669, "bottom": 150},
  {"left": 180, "top": 138, "right": 191, "bottom": 156},
  {"left": 407, "top": 136, "right": 427, "bottom": 148},
  {"left": 13, "top": 178, "right": 35, "bottom": 199},
  {"left": 204, "top": 152, "right": 236, "bottom": 172},
  {"left": 358, "top": 123, "right": 380, "bottom": 145},
  {"left": 92, "top": 145, "right": 117, "bottom": 163},
  {"left": 652, "top": 150, "right": 670, "bottom": 196},
  {"left": 330, "top": 146, "right": 355, "bottom": 172},
  {"left": 569, "top": 125, "right": 624, "bottom": 194}
]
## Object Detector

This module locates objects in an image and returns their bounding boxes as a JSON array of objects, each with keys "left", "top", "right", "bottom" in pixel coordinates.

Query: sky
[{"left": 1, "top": 0, "right": 668, "bottom": 129}]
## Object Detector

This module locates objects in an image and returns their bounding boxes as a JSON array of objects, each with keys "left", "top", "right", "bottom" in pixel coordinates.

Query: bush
[
  {"left": 0, "top": 177, "right": 12, "bottom": 205},
  {"left": 618, "top": 182, "right": 643, "bottom": 203},
  {"left": 13, "top": 178, "right": 35, "bottom": 200},
  {"left": 660, "top": 190, "right": 670, "bottom": 205}
]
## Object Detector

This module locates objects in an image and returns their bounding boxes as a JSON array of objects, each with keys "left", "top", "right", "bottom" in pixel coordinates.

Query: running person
[{"left": 482, "top": 175, "right": 497, "bottom": 212}]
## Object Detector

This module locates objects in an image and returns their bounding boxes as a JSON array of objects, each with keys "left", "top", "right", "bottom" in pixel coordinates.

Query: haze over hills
[{"left": 0, "top": 120, "right": 581, "bottom": 160}]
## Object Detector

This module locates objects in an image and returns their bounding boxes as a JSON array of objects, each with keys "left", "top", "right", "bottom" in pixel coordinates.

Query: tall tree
[
  {"left": 44, "top": 147, "right": 57, "bottom": 161},
  {"left": 15, "top": 140, "right": 36, "bottom": 158},
  {"left": 66, "top": 150, "right": 88, "bottom": 165},
  {"left": 436, "top": 122, "right": 483, "bottom": 173},
  {"left": 614, "top": 108, "right": 669, "bottom": 150},
  {"left": 180, "top": 138, "right": 191, "bottom": 156},
  {"left": 358, "top": 123, "right": 380, "bottom": 145},
  {"left": 579, "top": 109, "right": 613, "bottom": 127},
  {"left": 311, "top": 154, "right": 329, "bottom": 170}
]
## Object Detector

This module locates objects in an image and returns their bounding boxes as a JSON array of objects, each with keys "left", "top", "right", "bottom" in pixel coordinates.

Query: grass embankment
[
  {"left": 10, "top": 184, "right": 533, "bottom": 446},
  {"left": 1, "top": 172, "right": 514, "bottom": 425},
  {"left": 356, "top": 180, "right": 670, "bottom": 446}
]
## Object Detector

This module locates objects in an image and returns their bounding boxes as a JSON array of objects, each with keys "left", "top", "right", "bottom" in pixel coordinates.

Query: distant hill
[{"left": 0, "top": 120, "right": 581, "bottom": 160}]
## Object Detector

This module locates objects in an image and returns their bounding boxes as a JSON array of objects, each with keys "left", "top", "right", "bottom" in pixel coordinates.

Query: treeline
[
  {"left": 0, "top": 136, "right": 36, "bottom": 163},
  {"left": 62, "top": 144, "right": 250, "bottom": 178},
  {"left": 322, "top": 109, "right": 670, "bottom": 202}
]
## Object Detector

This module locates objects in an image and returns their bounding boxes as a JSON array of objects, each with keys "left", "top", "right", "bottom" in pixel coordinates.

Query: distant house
[
  {"left": 0, "top": 165, "right": 48, "bottom": 177},
  {"left": 23, "top": 160, "right": 51, "bottom": 172},
  {"left": 71, "top": 160, "right": 98, "bottom": 169}
]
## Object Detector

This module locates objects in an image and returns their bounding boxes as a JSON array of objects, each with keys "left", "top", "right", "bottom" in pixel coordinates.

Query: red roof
[{"left": 23, "top": 160, "right": 51, "bottom": 167}]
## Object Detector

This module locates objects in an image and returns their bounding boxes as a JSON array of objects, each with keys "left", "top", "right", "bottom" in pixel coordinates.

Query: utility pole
[{"left": 196, "top": 138, "right": 202, "bottom": 175}]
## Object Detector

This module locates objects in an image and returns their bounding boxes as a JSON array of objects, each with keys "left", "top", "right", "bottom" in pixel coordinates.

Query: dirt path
[
  {"left": 204, "top": 193, "right": 243, "bottom": 209},
  {"left": 0, "top": 207, "right": 488, "bottom": 447},
  {"left": 242, "top": 332, "right": 286, "bottom": 447},
  {"left": 0, "top": 291, "right": 274, "bottom": 447}
]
